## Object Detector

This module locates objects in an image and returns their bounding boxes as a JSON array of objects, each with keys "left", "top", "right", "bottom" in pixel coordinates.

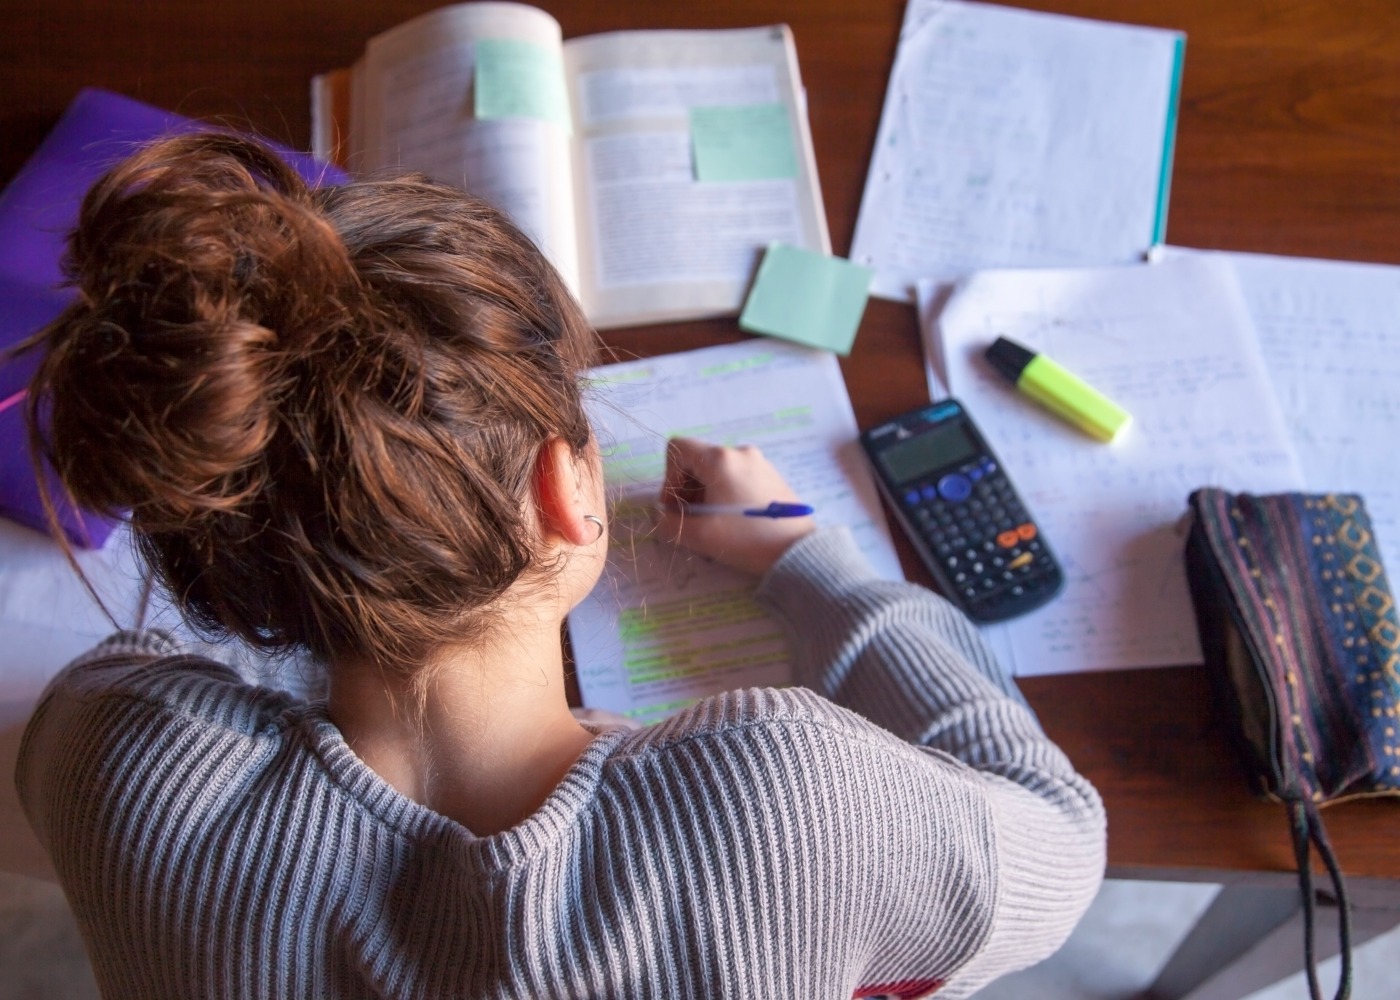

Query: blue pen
[{"left": 680, "top": 501, "right": 814, "bottom": 518}]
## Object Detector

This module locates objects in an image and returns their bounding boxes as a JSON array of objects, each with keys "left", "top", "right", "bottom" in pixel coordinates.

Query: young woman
[{"left": 17, "top": 132, "right": 1104, "bottom": 999}]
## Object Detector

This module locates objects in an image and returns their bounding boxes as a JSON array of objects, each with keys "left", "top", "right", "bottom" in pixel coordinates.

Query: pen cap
[{"left": 1019, "top": 353, "right": 1131, "bottom": 442}]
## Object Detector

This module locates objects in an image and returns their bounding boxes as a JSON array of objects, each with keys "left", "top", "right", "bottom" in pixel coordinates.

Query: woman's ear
[{"left": 532, "top": 438, "right": 596, "bottom": 547}]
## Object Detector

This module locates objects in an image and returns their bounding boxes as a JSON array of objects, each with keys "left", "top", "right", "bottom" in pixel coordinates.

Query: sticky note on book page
[
  {"left": 689, "top": 103, "right": 798, "bottom": 182},
  {"left": 474, "top": 38, "right": 571, "bottom": 131},
  {"left": 739, "top": 244, "right": 872, "bottom": 355}
]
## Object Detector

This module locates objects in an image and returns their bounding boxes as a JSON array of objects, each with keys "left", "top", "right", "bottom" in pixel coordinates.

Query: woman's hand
[{"left": 657, "top": 437, "right": 816, "bottom": 577}]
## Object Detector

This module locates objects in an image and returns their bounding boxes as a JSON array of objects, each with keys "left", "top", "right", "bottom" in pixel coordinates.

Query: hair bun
[
  {"left": 29, "top": 135, "right": 598, "bottom": 674},
  {"left": 33, "top": 133, "right": 359, "bottom": 523}
]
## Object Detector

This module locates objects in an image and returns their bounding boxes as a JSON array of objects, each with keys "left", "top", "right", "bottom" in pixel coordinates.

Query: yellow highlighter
[{"left": 984, "top": 336, "right": 1131, "bottom": 443}]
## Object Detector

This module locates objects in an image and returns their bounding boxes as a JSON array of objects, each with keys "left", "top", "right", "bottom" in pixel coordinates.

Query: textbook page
[
  {"left": 1158, "top": 247, "right": 1400, "bottom": 577},
  {"left": 563, "top": 26, "right": 829, "bottom": 328},
  {"left": 346, "top": 3, "right": 582, "bottom": 295},
  {"left": 930, "top": 256, "right": 1304, "bottom": 677},
  {"left": 569, "top": 340, "right": 901, "bottom": 722},
  {"left": 851, "top": 0, "right": 1184, "bottom": 302}
]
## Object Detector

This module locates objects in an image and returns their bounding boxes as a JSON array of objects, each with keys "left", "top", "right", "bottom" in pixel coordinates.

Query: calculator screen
[{"left": 878, "top": 422, "right": 979, "bottom": 484}]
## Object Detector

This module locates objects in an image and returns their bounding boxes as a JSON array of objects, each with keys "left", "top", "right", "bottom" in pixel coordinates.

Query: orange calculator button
[
  {"left": 996, "top": 530, "right": 1020, "bottom": 548},
  {"left": 1008, "top": 552, "right": 1033, "bottom": 570},
  {"left": 1016, "top": 522, "right": 1038, "bottom": 541}
]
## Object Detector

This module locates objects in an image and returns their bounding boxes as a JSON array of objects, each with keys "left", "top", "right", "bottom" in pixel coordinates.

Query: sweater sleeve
[
  {"left": 755, "top": 527, "right": 1106, "bottom": 998},
  {"left": 16, "top": 630, "right": 269, "bottom": 872}
]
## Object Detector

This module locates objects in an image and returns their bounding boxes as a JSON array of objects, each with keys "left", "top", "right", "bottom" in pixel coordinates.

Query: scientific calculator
[{"left": 860, "top": 399, "right": 1064, "bottom": 623}]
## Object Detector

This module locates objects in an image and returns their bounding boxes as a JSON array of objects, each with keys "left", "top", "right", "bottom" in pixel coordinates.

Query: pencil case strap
[{"left": 1289, "top": 797, "right": 1352, "bottom": 1000}]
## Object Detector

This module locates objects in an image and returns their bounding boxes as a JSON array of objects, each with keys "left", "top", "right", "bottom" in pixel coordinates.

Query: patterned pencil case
[{"left": 1184, "top": 489, "right": 1400, "bottom": 1000}]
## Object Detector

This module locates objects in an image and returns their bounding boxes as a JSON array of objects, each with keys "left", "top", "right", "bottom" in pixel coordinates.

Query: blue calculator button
[
  {"left": 937, "top": 473, "right": 973, "bottom": 502},
  {"left": 904, "top": 489, "right": 921, "bottom": 506},
  {"left": 968, "top": 466, "right": 984, "bottom": 482},
  {"left": 920, "top": 484, "right": 939, "bottom": 502}
]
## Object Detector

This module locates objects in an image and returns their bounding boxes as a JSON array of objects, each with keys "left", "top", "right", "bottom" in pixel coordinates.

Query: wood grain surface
[{"left": 3, "top": 0, "right": 1398, "bottom": 882}]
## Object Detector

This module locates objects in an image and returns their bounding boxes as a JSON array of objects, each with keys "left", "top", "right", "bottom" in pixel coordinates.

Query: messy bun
[
  {"left": 37, "top": 134, "right": 351, "bottom": 518},
  {"left": 28, "top": 131, "right": 596, "bottom": 675}
]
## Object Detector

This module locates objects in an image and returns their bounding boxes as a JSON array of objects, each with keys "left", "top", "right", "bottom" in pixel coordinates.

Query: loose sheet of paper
[
  {"left": 569, "top": 340, "right": 903, "bottom": 722},
  {"left": 929, "top": 256, "right": 1305, "bottom": 676},
  {"left": 0, "top": 521, "right": 309, "bottom": 714},
  {"left": 1158, "top": 247, "right": 1400, "bottom": 577},
  {"left": 851, "top": 0, "right": 1183, "bottom": 301},
  {"left": 0, "top": 521, "right": 147, "bottom": 711}
]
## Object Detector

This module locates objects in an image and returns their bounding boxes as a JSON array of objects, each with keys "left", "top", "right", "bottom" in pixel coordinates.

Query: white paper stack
[{"left": 923, "top": 255, "right": 1306, "bottom": 677}]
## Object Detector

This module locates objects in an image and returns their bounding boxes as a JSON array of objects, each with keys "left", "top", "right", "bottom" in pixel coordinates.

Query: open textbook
[
  {"left": 568, "top": 340, "right": 902, "bottom": 722},
  {"left": 851, "top": 0, "right": 1184, "bottom": 302},
  {"left": 311, "top": 2, "right": 828, "bottom": 329},
  {"left": 922, "top": 255, "right": 1304, "bottom": 677}
]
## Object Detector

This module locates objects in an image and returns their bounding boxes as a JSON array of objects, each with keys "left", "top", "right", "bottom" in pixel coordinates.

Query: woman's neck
[{"left": 327, "top": 606, "right": 595, "bottom": 837}]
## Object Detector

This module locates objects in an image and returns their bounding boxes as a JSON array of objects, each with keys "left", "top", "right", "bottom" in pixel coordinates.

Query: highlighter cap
[{"left": 985, "top": 337, "right": 1035, "bottom": 383}]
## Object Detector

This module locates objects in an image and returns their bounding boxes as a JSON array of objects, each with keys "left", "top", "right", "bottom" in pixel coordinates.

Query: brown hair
[{"left": 26, "top": 131, "right": 596, "bottom": 680}]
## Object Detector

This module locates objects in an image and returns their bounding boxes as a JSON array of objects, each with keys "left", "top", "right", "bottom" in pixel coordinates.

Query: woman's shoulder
[
  {"left": 18, "top": 631, "right": 306, "bottom": 818},
  {"left": 600, "top": 686, "right": 970, "bottom": 783},
  {"left": 579, "top": 689, "right": 1004, "bottom": 934},
  {"left": 622, "top": 685, "right": 868, "bottom": 738},
  {"left": 30, "top": 629, "right": 298, "bottom": 728}
]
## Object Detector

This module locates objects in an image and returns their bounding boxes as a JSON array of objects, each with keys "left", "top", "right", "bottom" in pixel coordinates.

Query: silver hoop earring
[{"left": 583, "top": 514, "right": 605, "bottom": 543}]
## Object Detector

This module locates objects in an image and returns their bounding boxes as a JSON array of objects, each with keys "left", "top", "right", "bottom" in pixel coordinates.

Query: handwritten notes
[
  {"left": 569, "top": 340, "right": 902, "bottom": 721},
  {"left": 851, "top": 0, "right": 1184, "bottom": 301},
  {"left": 1159, "top": 247, "right": 1400, "bottom": 578},
  {"left": 928, "top": 255, "right": 1304, "bottom": 676}
]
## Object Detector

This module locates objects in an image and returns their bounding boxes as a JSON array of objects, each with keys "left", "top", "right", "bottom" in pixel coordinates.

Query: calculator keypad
[{"left": 902, "top": 458, "right": 1060, "bottom": 619}]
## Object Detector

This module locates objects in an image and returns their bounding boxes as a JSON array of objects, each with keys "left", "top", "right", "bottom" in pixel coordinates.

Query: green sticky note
[
  {"left": 690, "top": 103, "right": 798, "bottom": 182},
  {"left": 738, "top": 244, "right": 873, "bottom": 355},
  {"left": 474, "top": 38, "right": 571, "bottom": 131}
]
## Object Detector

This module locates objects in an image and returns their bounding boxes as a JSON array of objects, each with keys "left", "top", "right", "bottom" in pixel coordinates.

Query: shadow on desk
[{"left": 1022, "top": 665, "right": 1397, "bottom": 882}]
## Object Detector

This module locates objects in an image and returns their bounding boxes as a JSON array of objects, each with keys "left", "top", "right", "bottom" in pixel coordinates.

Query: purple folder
[{"left": 0, "top": 88, "right": 347, "bottom": 548}]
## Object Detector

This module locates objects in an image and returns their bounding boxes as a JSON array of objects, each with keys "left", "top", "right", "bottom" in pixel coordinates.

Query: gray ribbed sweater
[{"left": 17, "top": 528, "right": 1105, "bottom": 999}]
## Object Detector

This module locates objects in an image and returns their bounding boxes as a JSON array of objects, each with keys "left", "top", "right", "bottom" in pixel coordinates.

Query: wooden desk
[{"left": 3, "top": 2, "right": 1397, "bottom": 996}]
